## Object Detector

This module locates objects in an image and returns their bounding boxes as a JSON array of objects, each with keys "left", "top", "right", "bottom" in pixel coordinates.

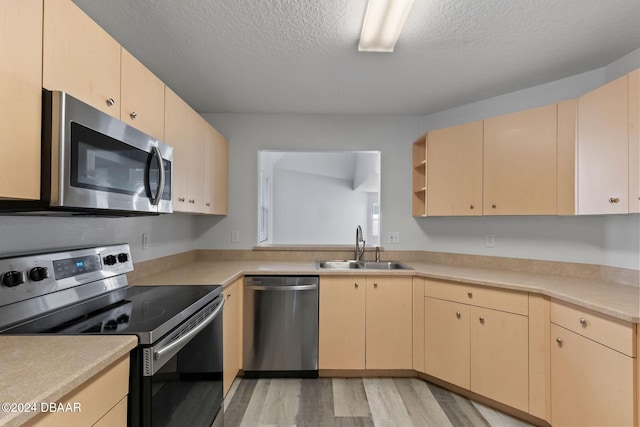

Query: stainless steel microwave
[{"left": 0, "top": 91, "right": 173, "bottom": 216}]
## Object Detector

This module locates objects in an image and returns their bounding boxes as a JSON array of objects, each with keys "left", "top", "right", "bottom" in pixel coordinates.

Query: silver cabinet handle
[
  {"left": 456, "top": 311, "right": 461, "bottom": 319},
  {"left": 479, "top": 316, "right": 485, "bottom": 323},
  {"left": 246, "top": 284, "right": 317, "bottom": 291},
  {"left": 227, "top": 292, "right": 231, "bottom": 298},
  {"left": 178, "top": 197, "right": 185, "bottom": 202},
  {"left": 467, "top": 292, "right": 473, "bottom": 298},
  {"left": 354, "top": 282, "right": 359, "bottom": 288},
  {"left": 491, "top": 203, "right": 497, "bottom": 208},
  {"left": 106, "top": 98, "right": 115, "bottom": 106},
  {"left": 188, "top": 199, "right": 196, "bottom": 204},
  {"left": 556, "top": 338, "right": 563, "bottom": 345},
  {"left": 579, "top": 318, "right": 586, "bottom": 326},
  {"left": 373, "top": 282, "right": 378, "bottom": 288},
  {"left": 206, "top": 202, "right": 211, "bottom": 207},
  {"left": 608, "top": 197, "right": 620, "bottom": 203},
  {"left": 130, "top": 111, "right": 138, "bottom": 119},
  {"left": 469, "top": 204, "right": 474, "bottom": 209}
]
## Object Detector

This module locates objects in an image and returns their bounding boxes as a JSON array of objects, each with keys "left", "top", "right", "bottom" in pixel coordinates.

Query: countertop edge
[{"left": 134, "top": 261, "right": 639, "bottom": 323}]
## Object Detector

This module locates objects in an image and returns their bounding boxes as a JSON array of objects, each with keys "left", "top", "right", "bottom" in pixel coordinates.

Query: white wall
[
  {"left": 1, "top": 48, "right": 638, "bottom": 270},
  {"left": 272, "top": 168, "right": 369, "bottom": 245},
  {"left": 198, "top": 47, "right": 640, "bottom": 270},
  {"left": 0, "top": 213, "right": 198, "bottom": 263}
]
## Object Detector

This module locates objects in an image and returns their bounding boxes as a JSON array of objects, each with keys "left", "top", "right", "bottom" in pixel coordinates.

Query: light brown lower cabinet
[
  {"left": 223, "top": 278, "right": 242, "bottom": 395},
  {"left": 470, "top": 306, "right": 528, "bottom": 412},
  {"left": 424, "top": 297, "right": 470, "bottom": 388},
  {"left": 319, "top": 275, "right": 412, "bottom": 370},
  {"left": 24, "top": 355, "right": 129, "bottom": 427},
  {"left": 551, "top": 324, "right": 635, "bottom": 426}
]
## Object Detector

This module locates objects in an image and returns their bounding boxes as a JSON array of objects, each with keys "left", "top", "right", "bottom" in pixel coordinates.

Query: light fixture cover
[{"left": 358, "top": 0, "right": 415, "bottom": 52}]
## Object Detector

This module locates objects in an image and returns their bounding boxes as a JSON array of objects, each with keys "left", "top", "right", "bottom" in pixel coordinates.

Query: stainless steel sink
[
  {"left": 316, "top": 260, "right": 413, "bottom": 270},
  {"left": 362, "top": 261, "right": 413, "bottom": 270},
  {"left": 316, "top": 260, "right": 364, "bottom": 269}
]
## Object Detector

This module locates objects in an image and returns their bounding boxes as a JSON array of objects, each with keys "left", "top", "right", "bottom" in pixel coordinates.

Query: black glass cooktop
[{"left": 4, "top": 285, "right": 221, "bottom": 344}]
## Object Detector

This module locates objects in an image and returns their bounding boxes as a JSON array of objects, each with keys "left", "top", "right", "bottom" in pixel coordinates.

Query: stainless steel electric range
[{"left": 0, "top": 244, "right": 224, "bottom": 427}]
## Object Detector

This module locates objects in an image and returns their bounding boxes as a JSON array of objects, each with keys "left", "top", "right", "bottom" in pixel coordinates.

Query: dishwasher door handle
[{"left": 245, "top": 284, "right": 317, "bottom": 291}]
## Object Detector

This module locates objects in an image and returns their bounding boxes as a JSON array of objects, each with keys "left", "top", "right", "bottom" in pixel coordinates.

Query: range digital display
[{"left": 53, "top": 255, "right": 101, "bottom": 280}]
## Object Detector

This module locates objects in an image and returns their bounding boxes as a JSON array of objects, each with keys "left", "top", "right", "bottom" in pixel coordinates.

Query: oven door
[
  {"left": 47, "top": 91, "right": 173, "bottom": 214},
  {"left": 131, "top": 295, "right": 224, "bottom": 427}
]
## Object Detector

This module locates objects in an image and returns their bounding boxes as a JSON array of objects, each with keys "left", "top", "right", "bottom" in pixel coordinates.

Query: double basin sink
[{"left": 317, "top": 260, "right": 413, "bottom": 270}]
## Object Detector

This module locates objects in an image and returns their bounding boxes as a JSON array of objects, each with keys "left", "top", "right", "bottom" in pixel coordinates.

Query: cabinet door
[
  {"left": 424, "top": 297, "right": 470, "bottom": 389},
  {"left": 43, "top": 0, "right": 121, "bottom": 118},
  {"left": 470, "top": 307, "right": 529, "bottom": 412},
  {"left": 0, "top": 0, "right": 42, "bottom": 200},
  {"left": 319, "top": 276, "right": 366, "bottom": 370},
  {"left": 577, "top": 75, "right": 629, "bottom": 214},
  {"left": 165, "top": 87, "right": 205, "bottom": 213},
  {"left": 204, "top": 124, "right": 229, "bottom": 215},
  {"left": 365, "top": 276, "right": 412, "bottom": 369},
  {"left": 483, "top": 104, "right": 557, "bottom": 215},
  {"left": 629, "top": 69, "right": 640, "bottom": 213},
  {"left": 223, "top": 279, "right": 241, "bottom": 395},
  {"left": 551, "top": 324, "right": 634, "bottom": 426},
  {"left": 427, "top": 121, "right": 483, "bottom": 216},
  {"left": 121, "top": 49, "right": 165, "bottom": 140}
]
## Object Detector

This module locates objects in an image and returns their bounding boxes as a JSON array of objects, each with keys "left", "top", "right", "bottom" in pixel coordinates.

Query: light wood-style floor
[{"left": 223, "top": 377, "right": 534, "bottom": 427}]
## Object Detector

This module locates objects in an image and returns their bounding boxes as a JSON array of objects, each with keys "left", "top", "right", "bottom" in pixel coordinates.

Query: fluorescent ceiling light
[{"left": 358, "top": 0, "right": 415, "bottom": 52}]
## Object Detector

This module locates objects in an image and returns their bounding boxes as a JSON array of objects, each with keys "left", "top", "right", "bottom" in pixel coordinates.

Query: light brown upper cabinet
[
  {"left": 558, "top": 75, "right": 631, "bottom": 215},
  {"left": 164, "top": 87, "right": 205, "bottom": 213},
  {"left": 43, "top": 0, "right": 121, "bottom": 118},
  {"left": 483, "top": 104, "right": 558, "bottom": 215},
  {"left": 629, "top": 69, "right": 640, "bottom": 213},
  {"left": 412, "top": 134, "right": 427, "bottom": 216},
  {"left": 204, "top": 124, "right": 229, "bottom": 215},
  {"left": 0, "top": 0, "right": 42, "bottom": 200},
  {"left": 120, "top": 49, "right": 165, "bottom": 141},
  {"left": 426, "top": 121, "right": 483, "bottom": 216},
  {"left": 577, "top": 75, "right": 629, "bottom": 214}
]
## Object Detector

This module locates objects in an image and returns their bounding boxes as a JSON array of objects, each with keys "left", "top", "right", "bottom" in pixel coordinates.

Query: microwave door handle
[{"left": 150, "top": 145, "right": 165, "bottom": 206}]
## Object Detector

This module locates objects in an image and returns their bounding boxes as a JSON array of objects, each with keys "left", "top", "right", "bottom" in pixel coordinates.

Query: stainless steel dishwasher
[{"left": 243, "top": 276, "right": 319, "bottom": 377}]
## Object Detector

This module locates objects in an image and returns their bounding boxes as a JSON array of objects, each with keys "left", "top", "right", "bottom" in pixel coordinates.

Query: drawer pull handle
[
  {"left": 608, "top": 197, "right": 620, "bottom": 203},
  {"left": 456, "top": 311, "right": 461, "bottom": 319},
  {"left": 556, "top": 338, "right": 563, "bottom": 346},
  {"left": 189, "top": 199, "right": 196, "bottom": 204},
  {"left": 469, "top": 204, "right": 474, "bottom": 209},
  {"left": 479, "top": 316, "right": 485, "bottom": 323},
  {"left": 374, "top": 282, "right": 378, "bottom": 288},
  {"left": 491, "top": 203, "right": 497, "bottom": 209},
  {"left": 227, "top": 293, "right": 231, "bottom": 298},
  {"left": 467, "top": 292, "right": 473, "bottom": 298},
  {"left": 354, "top": 282, "right": 359, "bottom": 288},
  {"left": 106, "top": 98, "right": 115, "bottom": 107},
  {"left": 130, "top": 111, "right": 138, "bottom": 119},
  {"left": 178, "top": 197, "right": 185, "bottom": 202},
  {"left": 579, "top": 318, "right": 586, "bottom": 326}
]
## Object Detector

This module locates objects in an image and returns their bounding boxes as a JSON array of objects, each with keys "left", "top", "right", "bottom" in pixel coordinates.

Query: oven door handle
[
  {"left": 150, "top": 145, "right": 165, "bottom": 206},
  {"left": 154, "top": 298, "right": 224, "bottom": 360}
]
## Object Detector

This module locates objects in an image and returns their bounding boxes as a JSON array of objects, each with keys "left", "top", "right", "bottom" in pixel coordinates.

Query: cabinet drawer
[
  {"left": 424, "top": 279, "right": 528, "bottom": 315},
  {"left": 551, "top": 300, "right": 636, "bottom": 357}
]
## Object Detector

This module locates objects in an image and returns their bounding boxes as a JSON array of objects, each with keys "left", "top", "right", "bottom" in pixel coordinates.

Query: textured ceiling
[{"left": 72, "top": 0, "right": 640, "bottom": 115}]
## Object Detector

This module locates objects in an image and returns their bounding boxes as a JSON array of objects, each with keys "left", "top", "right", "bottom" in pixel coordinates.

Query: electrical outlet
[
  {"left": 231, "top": 230, "right": 240, "bottom": 243},
  {"left": 388, "top": 232, "right": 400, "bottom": 243},
  {"left": 485, "top": 234, "right": 495, "bottom": 247},
  {"left": 142, "top": 233, "right": 150, "bottom": 250}
]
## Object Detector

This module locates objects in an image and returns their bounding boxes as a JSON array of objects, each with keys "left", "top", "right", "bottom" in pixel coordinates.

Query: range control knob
[
  {"left": 2, "top": 271, "right": 25, "bottom": 287},
  {"left": 104, "top": 255, "right": 117, "bottom": 266},
  {"left": 29, "top": 267, "right": 48, "bottom": 282},
  {"left": 117, "top": 253, "right": 129, "bottom": 263}
]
